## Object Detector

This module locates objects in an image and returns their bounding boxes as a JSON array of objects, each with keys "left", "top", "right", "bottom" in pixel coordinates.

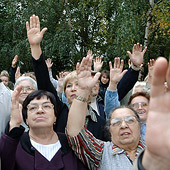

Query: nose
[
  {"left": 71, "top": 84, "right": 77, "bottom": 91},
  {"left": 138, "top": 103, "right": 142, "bottom": 109},
  {"left": 37, "top": 105, "right": 44, "bottom": 113},
  {"left": 120, "top": 120, "right": 128, "bottom": 128}
]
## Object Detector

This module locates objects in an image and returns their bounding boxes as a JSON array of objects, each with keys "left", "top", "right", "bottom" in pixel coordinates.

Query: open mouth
[
  {"left": 137, "top": 110, "right": 145, "bottom": 114},
  {"left": 121, "top": 132, "right": 131, "bottom": 137}
]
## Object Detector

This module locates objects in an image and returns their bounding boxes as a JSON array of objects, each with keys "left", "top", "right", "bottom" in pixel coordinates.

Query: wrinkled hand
[
  {"left": 127, "top": 43, "right": 147, "bottom": 67},
  {"left": 76, "top": 54, "right": 101, "bottom": 92},
  {"left": 94, "top": 56, "right": 103, "bottom": 72},
  {"left": 108, "top": 58, "right": 127, "bottom": 90},
  {"left": 10, "top": 85, "right": 23, "bottom": 130},
  {"left": 26, "top": 15, "right": 47, "bottom": 46},
  {"left": 143, "top": 57, "right": 170, "bottom": 170},
  {"left": 12, "top": 55, "right": 18, "bottom": 68},
  {"left": 45, "top": 58, "right": 53, "bottom": 70}
]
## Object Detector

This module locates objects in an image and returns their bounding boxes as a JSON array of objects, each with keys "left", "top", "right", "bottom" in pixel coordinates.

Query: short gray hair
[{"left": 14, "top": 76, "right": 37, "bottom": 90}]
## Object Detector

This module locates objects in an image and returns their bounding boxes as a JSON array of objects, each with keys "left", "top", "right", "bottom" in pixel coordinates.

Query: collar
[
  {"left": 86, "top": 105, "right": 98, "bottom": 122},
  {"left": 20, "top": 132, "right": 71, "bottom": 156},
  {"left": 112, "top": 139, "right": 146, "bottom": 157}
]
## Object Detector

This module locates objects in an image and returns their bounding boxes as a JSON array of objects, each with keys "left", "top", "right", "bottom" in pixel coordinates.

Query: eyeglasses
[
  {"left": 111, "top": 116, "right": 137, "bottom": 127},
  {"left": 27, "top": 103, "right": 54, "bottom": 113},
  {"left": 21, "top": 87, "right": 35, "bottom": 93},
  {"left": 131, "top": 102, "right": 148, "bottom": 109}
]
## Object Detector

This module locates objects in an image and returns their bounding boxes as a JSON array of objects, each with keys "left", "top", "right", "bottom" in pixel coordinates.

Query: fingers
[
  {"left": 143, "top": 46, "right": 147, "bottom": 54},
  {"left": 109, "top": 61, "right": 113, "bottom": 70},
  {"left": 113, "top": 57, "right": 121, "bottom": 68},
  {"left": 148, "top": 59, "right": 155, "bottom": 67},
  {"left": 30, "top": 15, "right": 33, "bottom": 29},
  {"left": 26, "top": 21, "right": 30, "bottom": 32},
  {"left": 127, "top": 51, "right": 132, "bottom": 58},
  {"left": 93, "top": 72, "right": 101, "bottom": 83},
  {"left": 41, "top": 27, "right": 48, "bottom": 37},
  {"left": 87, "top": 50, "right": 92, "bottom": 56},
  {"left": 121, "top": 69, "right": 128, "bottom": 77},
  {"left": 11, "top": 85, "right": 23, "bottom": 104},
  {"left": 36, "top": 16, "right": 40, "bottom": 30},
  {"left": 151, "top": 57, "right": 168, "bottom": 98},
  {"left": 120, "top": 59, "right": 124, "bottom": 71}
]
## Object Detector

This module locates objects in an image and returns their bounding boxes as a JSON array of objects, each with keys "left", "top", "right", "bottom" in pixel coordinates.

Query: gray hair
[{"left": 14, "top": 76, "right": 37, "bottom": 90}]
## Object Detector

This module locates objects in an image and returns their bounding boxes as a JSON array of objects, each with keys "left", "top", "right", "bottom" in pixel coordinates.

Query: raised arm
[
  {"left": 105, "top": 58, "right": 127, "bottom": 118},
  {"left": 141, "top": 56, "right": 170, "bottom": 170},
  {"left": 94, "top": 56, "right": 103, "bottom": 72},
  {"left": 45, "top": 58, "right": 58, "bottom": 89},
  {"left": 1, "top": 85, "right": 24, "bottom": 170},
  {"left": 67, "top": 54, "right": 101, "bottom": 136},
  {"left": 117, "top": 43, "right": 147, "bottom": 100},
  {"left": 10, "top": 55, "right": 18, "bottom": 84},
  {"left": 26, "top": 15, "right": 47, "bottom": 60},
  {"left": 26, "top": 15, "right": 65, "bottom": 116}
]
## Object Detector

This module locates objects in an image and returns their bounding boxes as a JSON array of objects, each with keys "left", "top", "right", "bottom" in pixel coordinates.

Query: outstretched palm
[
  {"left": 76, "top": 54, "right": 100, "bottom": 91},
  {"left": 127, "top": 43, "right": 147, "bottom": 66},
  {"left": 110, "top": 58, "right": 127, "bottom": 84},
  {"left": 26, "top": 15, "right": 47, "bottom": 46}
]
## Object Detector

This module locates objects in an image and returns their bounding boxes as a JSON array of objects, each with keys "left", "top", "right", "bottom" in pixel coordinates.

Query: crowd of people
[{"left": 0, "top": 14, "right": 170, "bottom": 170}]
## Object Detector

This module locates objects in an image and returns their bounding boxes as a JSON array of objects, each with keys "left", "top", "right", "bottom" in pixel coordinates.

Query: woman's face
[
  {"left": 26, "top": 96, "right": 56, "bottom": 129},
  {"left": 65, "top": 79, "right": 78, "bottom": 104},
  {"left": 109, "top": 108, "right": 140, "bottom": 149},
  {"left": 101, "top": 74, "right": 109, "bottom": 84},
  {"left": 18, "top": 80, "right": 35, "bottom": 104},
  {"left": 0, "top": 76, "right": 9, "bottom": 87}
]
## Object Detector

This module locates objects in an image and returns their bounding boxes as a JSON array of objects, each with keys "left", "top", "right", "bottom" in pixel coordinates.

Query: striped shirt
[{"left": 67, "top": 126, "right": 145, "bottom": 170}]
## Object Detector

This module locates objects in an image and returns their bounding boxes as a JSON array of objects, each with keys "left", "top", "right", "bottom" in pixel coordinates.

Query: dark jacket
[
  {"left": 0, "top": 126, "right": 88, "bottom": 170},
  {"left": 32, "top": 54, "right": 109, "bottom": 141}
]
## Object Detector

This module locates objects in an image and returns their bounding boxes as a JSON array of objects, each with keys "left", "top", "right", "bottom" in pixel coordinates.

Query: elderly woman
[
  {"left": 66, "top": 55, "right": 145, "bottom": 170},
  {"left": 0, "top": 86, "right": 87, "bottom": 170}
]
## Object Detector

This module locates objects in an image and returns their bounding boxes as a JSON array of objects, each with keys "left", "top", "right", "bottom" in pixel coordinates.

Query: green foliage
[{"left": 0, "top": 0, "right": 169, "bottom": 79}]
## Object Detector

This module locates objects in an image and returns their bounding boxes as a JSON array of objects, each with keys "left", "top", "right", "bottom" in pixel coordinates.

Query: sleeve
[
  {"left": 117, "top": 68, "right": 139, "bottom": 101},
  {"left": 0, "top": 126, "right": 24, "bottom": 170},
  {"left": 67, "top": 126, "right": 104, "bottom": 169},
  {"left": 104, "top": 89, "right": 120, "bottom": 119},
  {"left": 32, "top": 53, "right": 64, "bottom": 114},
  {"left": 10, "top": 66, "right": 17, "bottom": 84},
  {"left": 48, "top": 69, "right": 58, "bottom": 89}
]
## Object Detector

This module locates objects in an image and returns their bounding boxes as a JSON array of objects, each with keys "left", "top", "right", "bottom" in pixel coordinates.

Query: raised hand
[
  {"left": 142, "top": 57, "right": 170, "bottom": 170},
  {"left": 56, "top": 72, "right": 66, "bottom": 92},
  {"left": 9, "top": 85, "right": 23, "bottom": 131},
  {"left": 147, "top": 59, "right": 155, "bottom": 83},
  {"left": 127, "top": 43, "right": 147, "bottom": 67},
  {"left": 76, "top": 54, "right": 101, "bottom": 93},
  {"left": 94, "top": 56, "right": 103, "bottom": 72},
  {"left": 45, "top": 58, "right": 53, "bottom": 70},
  {"left": 26, "top": 15, "right": 47, "bottom": 46},
  {"left": 108, "top": 58, "right": 127, "bottom": 90},
  {"left": 12, "top": 55, "right": 18, "bottom": 68},
  {"left": 15, "top": 67, "right": 21, "bottom": 81}
]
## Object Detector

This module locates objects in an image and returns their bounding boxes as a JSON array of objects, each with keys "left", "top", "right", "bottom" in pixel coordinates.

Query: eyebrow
[{"left": 29, "top": 101, "right": 51, "bottom": 105}]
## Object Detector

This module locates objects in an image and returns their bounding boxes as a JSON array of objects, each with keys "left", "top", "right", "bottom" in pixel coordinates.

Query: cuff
[{"left": 5, "top": 123, "right": 25, "bottom": 140}]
